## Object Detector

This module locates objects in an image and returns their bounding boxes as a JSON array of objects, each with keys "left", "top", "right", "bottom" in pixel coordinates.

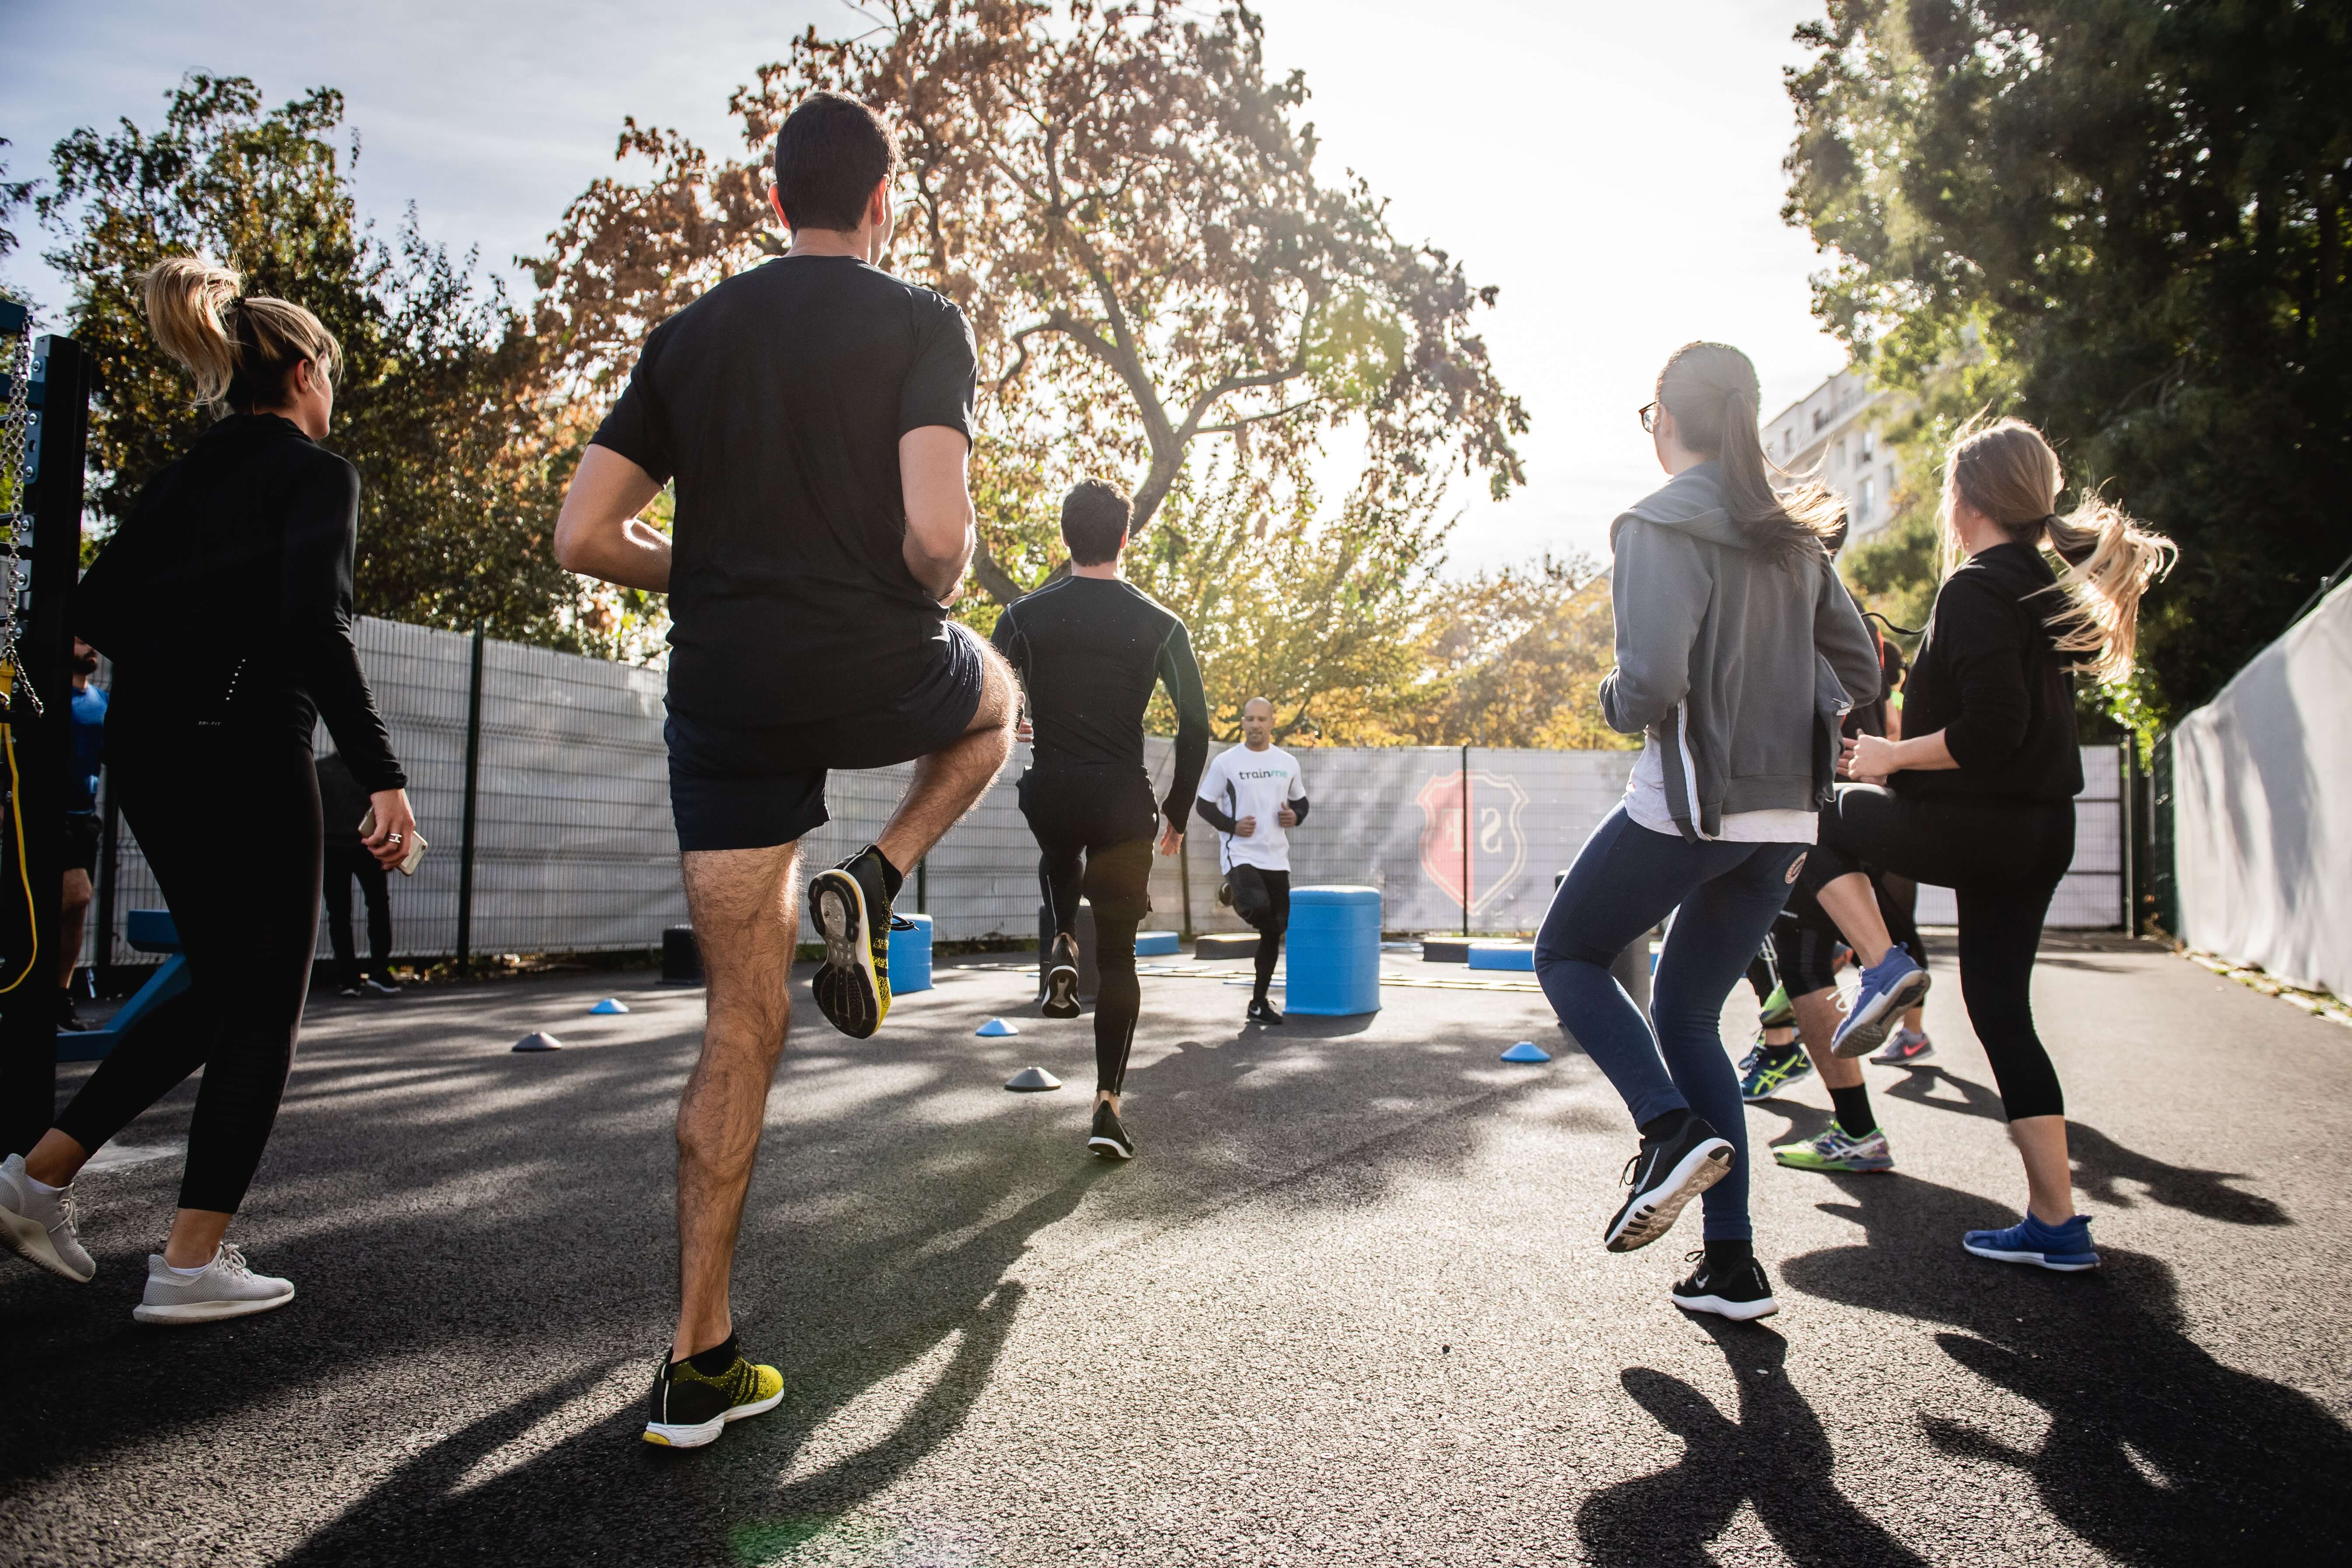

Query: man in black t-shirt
[
  {"left": 991, "top": 480, "right": 1210, "bottom": 1162},
  {"left": 553, "top": 92, "right": 1015, "bottom": 1450}
]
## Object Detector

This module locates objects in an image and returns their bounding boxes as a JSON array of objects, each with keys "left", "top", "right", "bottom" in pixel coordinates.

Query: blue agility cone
[
  {"left": 975, "top": 1017, "right": 1020, "bottom": 1037},
  {"left": 1499, "top": 1040, "right": 1552, "bottom": 1063},
  {"left": 590, "top": 998, "right": 629, "bottom": 1015}
]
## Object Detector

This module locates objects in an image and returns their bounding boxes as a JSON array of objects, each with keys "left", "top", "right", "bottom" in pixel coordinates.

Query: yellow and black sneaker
[
  {"left": 807, "top": 845, "right": 900, "bottom": 1039},
  {"left": 643, "top": 1334, "right": 784, "bottom": 1448}
]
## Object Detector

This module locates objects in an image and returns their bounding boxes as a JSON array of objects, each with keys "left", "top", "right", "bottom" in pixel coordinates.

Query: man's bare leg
[
  {"left": 672, "top": 842, "right": 800, "bottom": 1362},
  {"left": 1790, "top": 988, "right": 1865, "bottom": 1095},
  {"left": 1814, "top": 872, "right": 1895, "bottom": 967},
  {"left": 874, "top": 643, "right": 1017, "bottom": 876}
]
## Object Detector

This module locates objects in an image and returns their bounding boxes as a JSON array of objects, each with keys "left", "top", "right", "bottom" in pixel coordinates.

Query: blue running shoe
[
  {"left": 1831, "top": 947, "right": 1930, "bottom": 1058},
  {"left": 1737, "top": 1043, "right": 1814, "bottom": 1103},
  {"left": 1962, "top": 1213, "right": 2100, "bottom": 1272}
]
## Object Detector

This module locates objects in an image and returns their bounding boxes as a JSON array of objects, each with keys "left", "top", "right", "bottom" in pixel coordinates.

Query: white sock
[
  {"left": 167, "top": 1257, "right": 211, "bottom": 1278},
  {"left": 26, "top": 1173, "right": 65, "bottom": 1198}
]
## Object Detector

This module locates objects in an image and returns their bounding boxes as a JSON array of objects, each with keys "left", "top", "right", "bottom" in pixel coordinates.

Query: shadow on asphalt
[
  {"left": 1579, "top": 1317, "right": 1929, "bottom": 1567},
  {"left": 1779, "top": 1171, "right": 2349, "bottom": 1561}
]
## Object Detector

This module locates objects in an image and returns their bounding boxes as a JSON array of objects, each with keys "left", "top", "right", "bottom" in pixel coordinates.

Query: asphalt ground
[{"left": 4, "top": 934, "right": 2348, "bottom": 1567}]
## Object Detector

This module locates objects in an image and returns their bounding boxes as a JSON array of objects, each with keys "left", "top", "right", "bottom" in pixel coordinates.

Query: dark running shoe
[
  {"left": 57, "top": 992, "right": 92, "bottom": 1032},
  {"left": 1737, "top": 1042, "right": 1813, "bottom": 1103},
  {"left": 808, "top": 846, "right": 895, "bottom": 1040},
  {"left": 1246, "top": 997, "right": 1284, "bottom": 1026},
  {"left": 1087, "top": 1100, "right": 1135, "bottom": 1160},
  {"left": 643, "top": 1336, "right": 784, "bottom": 1449},
  {"left": 1041, "top": 935, "right": 1081, "bottom": 1019},
  {"left": 363, "top": 974, "right": 402, "bottom": 996},
  {"left": 1603, "top": 1114, "right": 1734, "bottom": 1253},
  {"left": 1671, "top": 1251, "right": 1781, "bottom": 1321}
]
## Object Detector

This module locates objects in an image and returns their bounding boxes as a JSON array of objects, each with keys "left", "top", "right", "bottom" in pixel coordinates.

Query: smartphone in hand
[{"left": 357, "top": 808, "right": 429, "bottom": 875}]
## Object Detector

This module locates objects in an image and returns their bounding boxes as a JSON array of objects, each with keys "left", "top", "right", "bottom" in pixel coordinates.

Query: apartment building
[{"left": 1763, "top": 365, "right": 1913, "bottom": 542}]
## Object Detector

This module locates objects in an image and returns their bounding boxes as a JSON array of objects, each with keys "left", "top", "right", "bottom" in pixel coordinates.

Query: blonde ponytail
[
  {"left": 1943, "top": 415, "right": 2176, "bottom": 683},
  {"left": 138, "top": 256, "right": 342, "bottom": 414}
]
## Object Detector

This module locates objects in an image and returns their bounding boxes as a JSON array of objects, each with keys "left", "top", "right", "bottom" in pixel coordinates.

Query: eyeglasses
[{"left": 1637, "top": 402, "right": 1660, "bottom": 434}]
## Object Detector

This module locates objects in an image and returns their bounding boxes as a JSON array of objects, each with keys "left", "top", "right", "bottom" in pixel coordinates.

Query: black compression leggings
[
  {"left": 1247, "top": 870, "right": 1291, "bottom": 1002},
  {"left": 1021, "top": 766, "right": 1157, "bottom": 1096},
  {"left": 56, "top": 733, "right": 324, "bottom": 1212},
  {"left": 1803, "top": 785, "right": 2073, "bottom": 1120}
]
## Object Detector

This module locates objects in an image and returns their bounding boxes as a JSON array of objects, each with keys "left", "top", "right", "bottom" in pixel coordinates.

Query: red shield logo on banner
[{"left": 1417, "top": 769, "right": 1529, "bottom": 918}]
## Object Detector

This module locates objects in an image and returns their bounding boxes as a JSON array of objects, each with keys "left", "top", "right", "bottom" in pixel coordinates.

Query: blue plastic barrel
[
  {"left": 1284, "top": 886, "right": 1383, "bottom": 1016},
  {"left": 889, "top": 914, "right": 934, "bottom": 995}
]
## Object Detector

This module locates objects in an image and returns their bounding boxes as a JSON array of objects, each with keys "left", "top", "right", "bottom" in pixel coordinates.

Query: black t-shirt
[
  {"left": 1897, "top": 541, "right": 2084, "bottom": 804},
  {"left": 592, "top": 256, "right": 978, "bottom": 726},
  {"left": 989, "top": 576, "right": 1211, "bottom": 826}
]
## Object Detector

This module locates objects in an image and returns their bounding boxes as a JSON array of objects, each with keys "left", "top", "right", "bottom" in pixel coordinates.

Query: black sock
[
  {"left": 1829, "top": 1083, "right": 1877, "bottom": 1137},
  {"left": 1703, "top": 1238, "right": 1754, "bottom": 1277},
  {"left": 674, "top": 1333, "right": 739, "bottom": 1376},
  {"left": 1638, "top": 1107, "right": 1694, "bottom": 1143},
  {"left": 1762, "top": 1040, "right": 1804, "bottom": 1064},
  {"left": 860, "top": 843, "right": 905, "bottom": 902}
]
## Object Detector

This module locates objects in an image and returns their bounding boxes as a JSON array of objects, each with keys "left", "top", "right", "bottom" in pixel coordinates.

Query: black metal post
[
  {"left": 1460, "top": 743, "right": 1471, "bottom": 937},
  {"left": 454, "top": 621, "right": 485, "bottom": 974},
  {"left": 93, "top": 762, "right": 118, "bottom": 993},
  {"left": 916, "top": 856, "right": 927, "bottom": 915},
  {"left": 1, "top": 331, "right": 90, "bottom": 1157}
]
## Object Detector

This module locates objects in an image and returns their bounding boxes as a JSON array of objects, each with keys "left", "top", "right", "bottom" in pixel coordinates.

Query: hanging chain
[{"left": 0, "top": 304, "right": 40, "bottom": 719}]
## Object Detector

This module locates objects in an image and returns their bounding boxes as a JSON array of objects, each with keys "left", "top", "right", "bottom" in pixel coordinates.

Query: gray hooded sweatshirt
[{"left": 1600, "top": 462, "right": 1882, "bottom": 843}]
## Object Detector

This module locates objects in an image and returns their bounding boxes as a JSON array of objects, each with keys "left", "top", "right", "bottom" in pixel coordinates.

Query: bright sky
[{"left": 0, "top": 0, "right": 1849, "bottom": 573}]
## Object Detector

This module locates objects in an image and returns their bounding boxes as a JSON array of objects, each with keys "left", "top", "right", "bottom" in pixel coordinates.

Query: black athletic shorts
[
  {"left": 667, "top": 622, "right": 989, "bottom": 852},
  {"left": 1017, "top": 763, "right": 1158, "bottom": 925},
  {"left": 61, "top": 812, "right": 100, "bottom": 877}
]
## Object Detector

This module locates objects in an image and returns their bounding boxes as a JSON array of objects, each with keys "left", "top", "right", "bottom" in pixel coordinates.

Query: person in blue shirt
[{"left": 59, "top": 638, "right": 107, "bottom": 1032}]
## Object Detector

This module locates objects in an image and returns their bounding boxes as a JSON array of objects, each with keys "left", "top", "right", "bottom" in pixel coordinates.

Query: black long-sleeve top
[
  {"left": 75, "top": 414, "right": 406, "bottom": 792},
  {"left": 989, "top": 575, "right": 1210, "bottom": 826},
  {"left": 1895, "top": 541, "right": 2082, "bottom": 804}
]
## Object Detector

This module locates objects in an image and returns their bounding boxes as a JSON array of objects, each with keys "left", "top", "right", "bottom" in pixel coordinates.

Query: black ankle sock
[
  {"left": 675, "top": 1333, "right": 739, "bottom": 1377},
  {"left": 1829, "top": 1083, "right": 1877, "bottom": 1137},
  {"left": 1762, "top": 1040, "right": 1804, "bottom": 1064},
  {"left": 1638, "top": 1107, "right": 1694, "bottom": 1143},
  {"left": 1703, "top": 1238, "right": 1754, "bottom": 1277},
  {"left": 860, "top": 844, "right": 905, "bottom": 902}
]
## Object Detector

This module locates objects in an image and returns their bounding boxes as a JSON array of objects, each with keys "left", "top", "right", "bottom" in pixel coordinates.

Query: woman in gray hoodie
[{"left": 1532, "top": 342, "right": 1879, "bottom": 1322}]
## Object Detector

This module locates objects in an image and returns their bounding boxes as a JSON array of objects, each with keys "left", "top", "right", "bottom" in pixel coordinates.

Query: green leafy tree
[
  {"left": 37, "top": 76, "right": 592, "bottom": 646},
  {"left": 1785, "top": 0, "right": 2352, "bottom": 719}
]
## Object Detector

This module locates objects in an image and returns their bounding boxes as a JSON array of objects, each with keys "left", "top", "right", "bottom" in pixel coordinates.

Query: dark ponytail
[{"left": 1656, "top": 342, "right": 1844, "bottom": 567}]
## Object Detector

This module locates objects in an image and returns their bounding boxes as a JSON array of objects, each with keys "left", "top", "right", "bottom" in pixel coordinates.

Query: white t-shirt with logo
[{"left": 1198, "top": 742, "right": 1307, "bottom": 872}]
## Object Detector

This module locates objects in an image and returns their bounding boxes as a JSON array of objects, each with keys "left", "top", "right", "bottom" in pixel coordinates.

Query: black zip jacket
[
  {"left": 76, "top": 414, "right": 406, "bottom": 792},
  {"left": 1896, "top": 540, "right": 2082, "bottom": 804}
]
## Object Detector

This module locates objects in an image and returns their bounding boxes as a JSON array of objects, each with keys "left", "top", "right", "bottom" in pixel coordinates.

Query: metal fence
[{"left": 88, "top": 619, "right": 2132, "bottom": 972}]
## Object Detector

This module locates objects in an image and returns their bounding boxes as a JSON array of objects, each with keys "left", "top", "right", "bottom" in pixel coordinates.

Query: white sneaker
[
  {"left": 133, "top": 1243, "right": 294, "bottom": 1325},
  {"left": 0, "top": 1151, "right": 95, "bottom": 1282}
]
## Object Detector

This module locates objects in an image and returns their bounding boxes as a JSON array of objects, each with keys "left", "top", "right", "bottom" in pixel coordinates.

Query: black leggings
[
  {"left": 1802, "top": 785, "right": 2073, "bottom": 1120},
  {"left": 1234, "top": 868, "right": 1291, "bottom": 1001},
  {"left": 56, "top": 733, "right": 324, "bottom": 1212},
  {"left": 323, "top": 842, "right": 392, "bottom": 987},
  {"left": 1019, "top": 766, "right": 1157, "bottom": 1095}
]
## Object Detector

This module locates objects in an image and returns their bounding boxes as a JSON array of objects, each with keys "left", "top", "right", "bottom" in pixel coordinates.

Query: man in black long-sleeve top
[{"left": 990, "top": 479, "right": 1210, "bottom": 1161}]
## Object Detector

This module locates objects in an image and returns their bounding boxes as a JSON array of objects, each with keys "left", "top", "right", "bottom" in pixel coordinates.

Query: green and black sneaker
[
  {"left": 644, "top": 1334, "right": 784, "bottom": 1448},
  {"left": 808, "top": 845, "right": 899, "bottom": 1039},
  {"left": 1758, "top": 983, "right": 1796, "bottom": 1033}
]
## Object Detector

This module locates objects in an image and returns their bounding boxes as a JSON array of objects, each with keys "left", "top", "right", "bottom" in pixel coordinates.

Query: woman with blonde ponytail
[
  {"left": 0, "top": 258, "right": 417, "bottom": 1325},
  {"left": 1527, "top": 341, "right": 1882, "bottom": 1324},
  {"left": 1799, "top": 415, "right": 2174, "bottom": 1275}
]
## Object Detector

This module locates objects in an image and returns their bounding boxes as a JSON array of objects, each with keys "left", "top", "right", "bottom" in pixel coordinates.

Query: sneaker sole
[
  {"left": 809, "top": 870, "right": 884, "bottom": 1040},
  {"left": 1086, "top": 1137, "right": 1134, "bottom": 1161},
  {"left": 643, "top": 1385, "right": 786, "bottom": 1448},
  {"left": 1604, "top": 1139, "right": 1734, "bottom": 1253},
  {"left": 133, "top": 1286, "right": 296, "bottom": 1325},
  {"left": 1772, "top": 1152, "right": 1896, "bottom": 1173},
  {"left": 1832, "top": 969, "right": 1933, "bottom": 1058},
  {"left": 0, "top": 1201, "right": 94, "bottom": 1283},
  {"left": 1961, "top": 1240, "right": 2101, "bottom": 1272},
  {"left": 1042, "top": 965, "right": 1080, "bottom": 1019},
  {"left": 1672, "top": 1290, "right": 1781, "bottom": 1322}
]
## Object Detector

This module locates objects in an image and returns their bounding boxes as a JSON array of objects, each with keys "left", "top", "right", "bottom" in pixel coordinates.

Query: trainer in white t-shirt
[{"left": 1198, "top": 740, "right": 1307, "bottom": 873}]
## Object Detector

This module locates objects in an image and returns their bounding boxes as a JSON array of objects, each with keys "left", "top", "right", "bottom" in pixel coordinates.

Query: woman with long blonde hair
[
  {"left": 1803, "top": 415, "right": 2174, "bottom": 1272},
  {"left": 0, "top": 258, "right": 415, "bottom": 1324}
]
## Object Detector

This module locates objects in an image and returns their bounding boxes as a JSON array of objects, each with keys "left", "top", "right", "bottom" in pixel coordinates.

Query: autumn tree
[
  {"left": 1395, "top": 555, "right": 1629, "bottom": 750},
  {"left": 531, "top": 0, "right": 1526, "bottom": 665},
  {"left": 1785, "top": 0, "right": 2352, "bottom": 719},
  {"left": 36, "top": 76, "right": 595, "bottom": 646}
]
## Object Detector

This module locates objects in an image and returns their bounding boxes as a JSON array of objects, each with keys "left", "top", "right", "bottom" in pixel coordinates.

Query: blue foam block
[
  {"left": 1499, "top": 1040, "right": 1552, "bottom": 1063},
  {"left": 1468, "top": 943, "right": 1537, "bottom": 972},
  {"left": 1134, "top": 930, "right": 1180, "bottom": 957},
  {"left": 590, "top": 998, "right": 629, "bottom": 1015},
  {"left": 975, "top": 1016, "right": 1019, "bottom": 1037}
]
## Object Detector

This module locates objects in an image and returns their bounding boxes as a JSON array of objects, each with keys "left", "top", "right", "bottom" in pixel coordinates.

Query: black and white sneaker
[
  {"left": 1671, "top": 1252, "right": 1781, "bottom": 1321},
  {"left": 1602, "top": 1113, "right": 1734, "bottom": 1253},
  {"left": 363, "top": 975, "right": 402, "bottom": 996},
  {"left": 1246, "top": 998, "right": 1284, "bottom": 1025},
  {"left": 1041, "top": 935, "right": 1080, "bottom": 1019},
  {"left": 1087, "top": 1101, "right": 1135, "bottom": 1160}
]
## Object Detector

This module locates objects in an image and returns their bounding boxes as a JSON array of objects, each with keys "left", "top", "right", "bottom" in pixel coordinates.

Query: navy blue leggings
[{"left": 1534, "top": 808, "right": 1806, "bottom": 1242}]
